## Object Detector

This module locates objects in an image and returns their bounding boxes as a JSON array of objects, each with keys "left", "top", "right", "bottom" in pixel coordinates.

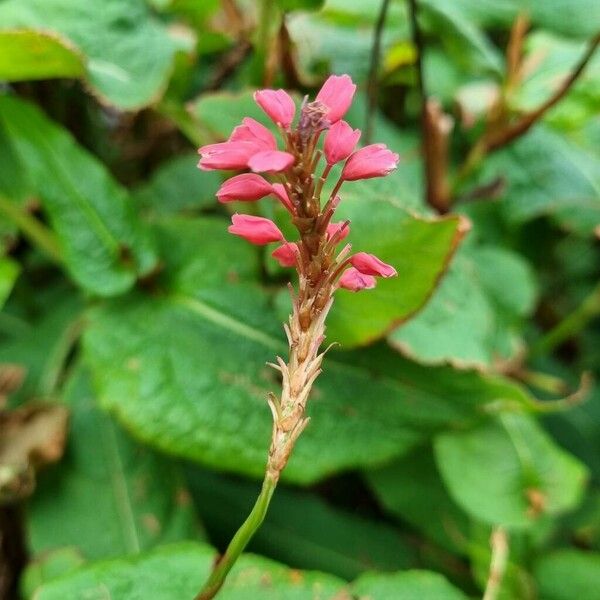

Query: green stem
[
  {"left": 195, "top": 472, "right": 278, "bottom": 600},
  {"left": 530, "top": 282, "right": 600, "bottom": 358},
  {"left": 254, "top": 0, "right": 279, "bottom": 85},
  {"left": 0, "top": 194, "right": 62, "bottom": 263}
]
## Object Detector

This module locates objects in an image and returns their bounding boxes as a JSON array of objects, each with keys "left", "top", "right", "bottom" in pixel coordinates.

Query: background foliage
[{"left": 0, "top": 0, "right": 599, "bottom": 598}]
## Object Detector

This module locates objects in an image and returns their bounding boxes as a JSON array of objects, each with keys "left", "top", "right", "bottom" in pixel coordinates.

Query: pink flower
[
  {"left": 342, "top": 144, "right": 399, "bottom": 181},
  {"left": 254, "top": 89, "right": 296, "bottom": 128},
  {"left": 271, "top": 183, "right": 294, "bottom": 213},
  {"left": 272, "top": 242, "right": 298, "bottom": 267},
  {"left": 339, "top": 267, "right": 376, "bottom": 291},
  {"left": 324, "top": 121, "right": 361, "bottom": 165},
  {"left": 228, "top": 214, "right": 284, "bottom": 245},
  {"left": 326, "top": 221, "right": 350, "bottom": 242},
  {"left": 216, "top": 174, "right": 273, "bottom": 203},
  {"left": 350, "top": 252, "right": 397, "bottom": 277},
  {"left": 248, "top": 150, "right": 295, "bottom": 173},
  {"left": 229, "top": 117, "right": 276, "bottom": 151},
  {"left": 197, "top": 141, "right": 257, "bottom": 171},
  {"left": 316, "top": 74, "right": 356, "bottom": 124}
]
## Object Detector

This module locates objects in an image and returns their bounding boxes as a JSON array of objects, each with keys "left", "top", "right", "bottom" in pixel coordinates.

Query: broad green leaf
[
  {"left": 35, "top": 541, "right": 346, "bottom": 600},
  {"left": 435, "top": 413, "right": 589, "bottom": 528},
  {"left": 534, "top": 549, "right": 600, "bottom": 600},
  {"left": 324, "top": 180, "right": 467, "bottom": 347},
  {"left": 21, "top": 548, "right": 85, "bottom": 599},
  {"left": 27, "top": 367, "right": 201, "bottom": 561},
  {"left": 0, "top": 95, "right": 158, "bottom": 296},
  {"left": 439, "top": 0, "right": 600, "bottom": 39},
  {"left": 389, "top": 244, "right": 537, "bottom": 369},
  {"left": 365, "top": 445, "right": 469, "bottom": 554},
  {"left": 420, "top": 0, "right": 503, "bottom": 75},
  {"left": 0, "top": 256, "right": 19, "bottom": 308},
  {"left": 187, "top": 468, "right": 417, "bottom": 580},
  {"left": 0, "top": 30, "right": 84, "bottom": 81},
  {"left": 83, "top": 216, "right": 537, "bottom": 484},
  {"left": 0, "top": 0, "right": 181, "bottom": 109},
  {"left": 351, "top": 570, "right": 468, "bottom": 599},
  {"left": 475, "top": 125, "right": 600, "bottom": 236},
  {"left": 133, "top": 153, "right": 220, "bottom": 215}
]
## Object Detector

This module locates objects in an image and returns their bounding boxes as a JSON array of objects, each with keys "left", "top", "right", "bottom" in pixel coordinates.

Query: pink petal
[
  {"left": 197, "top": 141, "right": 257, "bottom": 171},
  {"left": 216, "top": 173, "right": 273, "bottom": 203},
  {"left": 227, "top": 214, "right": 284, "bottom": 245},
  {"left": 316, "top": 74, "right": 356, "bottom": 123},
  {"left": 254, "top": 89, "right": 296, "bottom": 128},
  {"left": 324, "top": 120, "right": 361, "bottom": 165},
  {"left": 342, "top": 144, "right": 399, "bottom": 181},
  {"left": 248, "top": 150, "right": 295, "bottom": 173},
  {"left": 326, "top": 221, "right": 350, "bottom": 242},
  {"left": 338, "top": 267, "right": 376, "bottom": 291},
  {"left": 229, "top": 117, "right": 276, "bottom": 151},
  {"left": 271, "top": 242, "right": 298, "bottom": 267},
  {"left": 271, "top": 183, "right": 295, "bottom": 213},
  {"left": 350, "top": 252, "right": 397, "bottom": 277}
]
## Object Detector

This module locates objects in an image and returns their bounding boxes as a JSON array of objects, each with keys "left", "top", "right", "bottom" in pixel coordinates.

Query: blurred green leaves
[{"left": 0, "top": 0, "right": 183, "bottom": 109}]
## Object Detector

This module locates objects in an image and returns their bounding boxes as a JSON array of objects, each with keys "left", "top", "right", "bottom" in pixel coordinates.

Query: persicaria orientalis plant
[{"left": 195, "top": 74, "right": 399, "bottom": 599}]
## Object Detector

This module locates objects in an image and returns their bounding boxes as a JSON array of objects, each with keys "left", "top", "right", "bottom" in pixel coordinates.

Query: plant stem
[
  {"left": 483, "top": 527, "right": 508, "bottom": 600},
  {"left": 365, "top": 0, "right": 391, "bottom": 144},
  {"left": 255, "top": 0, "right": 279, "bottom": 86},
  {"left": 0, "top": 194, "right": 62, "bottom": 263},
  {"left": 530, "top": 282, "right": 600, "bottom": 358},
  {"left": 195, "top": 472, "right": 278, "bottom": 600}
]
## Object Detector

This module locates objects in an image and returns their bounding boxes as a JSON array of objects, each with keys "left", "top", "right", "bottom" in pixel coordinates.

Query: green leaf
[
  {"left": 436, "top": 0, "right": 600, "bottom": 39},
  {"left": 277, "top": 0, "right": 325, "bottom": 11},
  {"left": 434, "top": 413, "right": 589, "bottom": 528},
  {"left": 82, "top": 216, "right": 538, "bottom": 484},
  {"left": 187, "top": 468, "right": 417, "bottom": 580},
  {"left": 351, "top": 570, "right": 468, "bottom": 599},
  {"left": 420, "top": 0, "right": 503, "bottom": 75},
  {"left": 0, "top": 0, "right": 181, "bottom": 109},
  {"left": 365, "top": 445, "right": 469, "bottom": 554},
  {"left": 0, "top": 30, "right": 85, "bottom": 81},
  {"left": 34, "top": 542, "right": 347, "bottom": 600},
  {"left": 0, "top": 95, "right": 158, "bottom": 296},
  {"left": 21, "top": 548, "right": 85, "bottom": 599},
  {"left": 27, "top": 367, "right": 201, "bottom": 562},
  {"left": 534, "top": 549, "right": 600, "bottom": 600},
  {"left": 324, "top": 179, "right": 468, "bottom": 347},
  {"left": 476, "top": 125, "right": 600, "bottom": 236},
  {"left": 132, "top": 153, "right": 220, "bottom": 215},
  {"left": 0, "top": 256, "right": 20, "bottom": 309},
  {"left": 389, "top": 243, "right": 537, "bottom": 369},
  {"left": 0, "top": 286, "right": 83, "bottom": 407}
]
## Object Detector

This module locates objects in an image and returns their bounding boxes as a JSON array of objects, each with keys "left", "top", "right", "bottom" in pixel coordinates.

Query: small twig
[
  {"left": 530, "top": 281, "right": 600, "bottom": 358},
  {"left": 365, "top": 0, "right": 392, "bottom": 144},
  {"left": 483, "top": 527, "right": 509, "bottom": 600},
  {"left": 205, "top": 40, "right": 252, "bottom": 91},
  {"left": 485, "top": 32, "right": 600, "bottom": 152}
]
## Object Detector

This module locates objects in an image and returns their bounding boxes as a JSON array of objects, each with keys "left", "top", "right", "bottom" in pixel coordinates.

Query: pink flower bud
[
  {"left": 326, "top": 221, "right": 350, "bottom": 242},
  {"left": 197, "top": 141, "right": 257, "bottom": 171},
  {"left": 339, "top": 267, "right": 376, "bottom": 291},
  {"left": 271, "top": 183, "right": 294, "bottom": 213},
  {"left": 324, "top": 121, "right": 361, "bottom": 165},
  {"left": 248, "top": 150, "right": 295, "bottom": 173},
  {"left": 315, "top": 74, "right": 356, "bottom": 124},
  {"left": 272, "top": 242, "right": 298, "bottom": 267},
  {"left": 341, "top": 144, "right": 399, "bottom": 181},
  {"left": 254, "top": 89, "right": 296, "bottom": 128},
  {"left": 229, "top": 117, "right": 276, "bottom": 151},
  {"left": 216, "top": 173, "right": 273, "bottom": 203},
  {"left": 350, "top": 252, "right": 397, "bottom": 277},
  {"left": 228, "top": 214, "right": 284, "bottom": 245}
]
